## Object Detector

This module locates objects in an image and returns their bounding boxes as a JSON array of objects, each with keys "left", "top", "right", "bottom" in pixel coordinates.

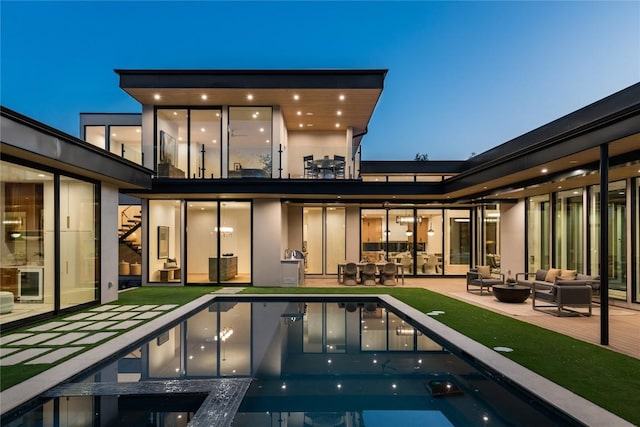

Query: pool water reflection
[{"left": 3, "top": 298, "right": 580, "bottom": 426}]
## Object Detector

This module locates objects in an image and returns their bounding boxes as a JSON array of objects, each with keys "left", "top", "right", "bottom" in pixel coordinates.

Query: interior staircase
[{"left": 119, "top": 209, "right": 142, "bottom": 255}]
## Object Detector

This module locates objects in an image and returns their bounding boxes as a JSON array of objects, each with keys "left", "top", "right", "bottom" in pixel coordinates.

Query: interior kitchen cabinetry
[{"left": 362, "top": 218, "right": 382, "bottom": 242}]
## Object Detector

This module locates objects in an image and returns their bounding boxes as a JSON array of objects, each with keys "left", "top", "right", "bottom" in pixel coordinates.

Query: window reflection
[{"left": 229, "top": 107, "right": 272, "bottom": 178}]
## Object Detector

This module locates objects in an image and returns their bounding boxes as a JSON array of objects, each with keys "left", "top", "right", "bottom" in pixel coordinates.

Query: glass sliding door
[
  {"left": 303, "top": 206, "right": 345, "bottom": 275},
  {"left": 636, "top": 178, "right": 639, "bottom": 302},
  {"left": 446, "top": 210, "right": 471, "bottom": 275},
  {"left": 149, "top": 200, "right": 182, "bottom": 283},
  {"left": 186, "top": 201, "right": 218, "bottom": 284},
  {"left": 555, "top": 189, "right": 584, "bottom": 271},
  {"left": 110, "top": 125, "right": 142, "bottom": 164},
  {"left": 219, "top": 202, "right": 251, "bottom": 283},
  {"left": 589, "top": 181, "right": 627, "bottom": 299},
  {"left": 228, "top": 107, "right": 272, "bottom": 178},
  {"left": 483, "top": 205, "right": 501, "bottom": 272},
  {"left": 388, "top": 209, "right": 415, "bottom": 274},
  {"left": 59, "top": 176, "right": 98, "bottom": 309},
  {"left": 527, "top": 195, "right": 551, "bottom": 272},
  {"left": 361, "top": 209, "right": 385, "bottom": 263},
  {"left": 416, "top": 209, "right": 442, "bottom": 275}
]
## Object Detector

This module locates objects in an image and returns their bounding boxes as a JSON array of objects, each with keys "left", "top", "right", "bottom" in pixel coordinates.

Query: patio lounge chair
[
  {"left": 532, "top": 281, "right": 593, "bottom": 316},
  {"left": 466, "top": 266, "right": 504, "bottom": 295}
]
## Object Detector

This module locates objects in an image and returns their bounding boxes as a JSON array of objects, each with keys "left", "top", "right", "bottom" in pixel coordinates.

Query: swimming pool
[{"left": 0, "top": 295, "right": 627, "bottom": 426}]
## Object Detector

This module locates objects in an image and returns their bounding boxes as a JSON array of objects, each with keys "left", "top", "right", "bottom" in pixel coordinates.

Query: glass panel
[
  {"left": 229, "top": 107, "right": 272, "bottom": 178},
  {"left": 361, "top": 305, "right": 386, "bottom": 351},
  {"left": 59, "top": 176, "right": 97, "bottom": 309},
  {"left": 555, "top": 189, "right": 583, "bottom": 271},
  {"left": 156, "top": 109, "right": 187, "bottom": 178},
  {"left": 84, "top": 125, "right": 106, "bottom": 149},
  {"left": 590, "top": 182, "right": 627, "bottom": 299},
  {"left": 186, "top": 201, "right": 217, "bottom": 284},
  {"left": 110, "top": 125, "right": 142, "bottom": 164},
  {"left": 148, "top": 200, "right": 182, "bottom": 282},
  {"left": 326, "top": 303, "right": 346, "bottom": 353},
  {"left": 325, "top": 207, "right": 345, "bottom": 274},
  {"left": 148, "top": 324, "right": 182, "bottom": 378},
  {"left": 303, "top": 302, "right": 324, "bottom": 352},
  {"left": 416, "top": 209, "right": 442, "bottom": 275},
  {"left": 186, "top": 305, "right": 219, "bottom": 376},
  {"left": 118, "top": 205, "right": 141, "bottom": 273},
  {"left": 636, "top": 178, "right": 640, "bottom": 302},
  {"left": 483, "top": 205, "right": 500, "bottom": 273},
  {"left": 445, "top": 210, "right": 470, "bottom": 275},
  {"left": 220, "top": 302, "right": 250, "bottom": 375},
  {"left": 361, "top": 209, "right": 385, "bottom": 263},
  {"left": 303, "top": 207, "right": 323, "bottom": 274},
  {"left": 189, "top": 109, "right": 221, "bottom": 179},
  {"left": 1, "top": 162, "right": 54, "bottom": 324},
  {"left": 527, "top": 195, "right": 551, "bottom": 272},
  {"left": 389, "top": 312, "right": 414, "bottom": 351},
  {"left": 219, "top": 202, "right": 251, "bottom": 283},
  {"left": 388, "top": 209, "right": 414, "bottom": 274}
]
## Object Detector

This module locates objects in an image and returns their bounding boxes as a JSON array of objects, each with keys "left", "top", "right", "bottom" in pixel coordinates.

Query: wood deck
[{"left": 303, "top": 276, "right": 640, "bottom": 359}]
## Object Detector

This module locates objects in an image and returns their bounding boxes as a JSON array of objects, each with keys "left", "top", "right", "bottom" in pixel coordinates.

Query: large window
[
  {"left": 229, "top": 107, "right": 272, "bottom": 178},
  {"left": 555, "top": 189, "right": 583, "bottom": 271},
  {"left": 590, "top": 181, "right": 627, "bottom": 299},
  {"left": 636, "top": 178, "right": 640, "bottom": 303},
  {"left": 1, "top": 162, "right": 54, "bottom": 323},
  {"left": 446, "top": 210, "right": 471, "bottom": 275},
  {"left": 59, "top": 176, "right": 98, "bottom": 309},
  {"left": 85, "top": 125, "right": 142, "bottom": 164},
  {"left": 527, "top": 195, "right": 551, "bottom": 272},
  {"left": 156, "top": 108, "right": 222, "bottom": 179}
]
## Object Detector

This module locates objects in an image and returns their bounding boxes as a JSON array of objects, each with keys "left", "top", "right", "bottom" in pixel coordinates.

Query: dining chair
[
  {"left": 333, "top": 155, "right": 345, "bottom": 178},
  {"left": 381, "top": 262, "right": 397, "bottom": 286},
  {"left": 361, "top": 262, "right": 377, "bottom": 286},
  {"left": 343, "top": 262, "right": 359, "bottom": 286},
  {"left": 303, "top": 155, "right": 318, "bottom": 179}
]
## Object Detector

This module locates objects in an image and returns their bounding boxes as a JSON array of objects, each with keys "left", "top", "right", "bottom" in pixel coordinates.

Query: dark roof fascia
[
  {"left": 79, "top": 112, "right": 142, "bottom": 126},
  {"left": 360, "top": 160, "right": 466, "bottom": 175},
  {"left": 1, "top": 106, "right": 153, "bottom": 189},
  {"left": 454, "top": 82, "right": 640, "bottom": 178},
  {"left": 125, "top": 178, "right": 444, "bottom": 198},
  {"left": 114, "top": 69, "right": 388, "bottom": 90}
]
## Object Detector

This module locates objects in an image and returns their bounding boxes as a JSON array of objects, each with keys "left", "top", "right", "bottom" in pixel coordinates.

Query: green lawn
[{"left": 2, "top": 286, "right": 638, "bottom": 425}]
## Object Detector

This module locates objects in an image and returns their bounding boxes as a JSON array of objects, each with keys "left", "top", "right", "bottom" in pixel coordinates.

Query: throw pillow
[
  {"left": 476, "top": 265, "right": 491, "bottom": 279},
  {"left": 560, "top": 269, "right": 577, "bottom": 280},
  {"left": 545, "top": 268, "right": 561, "bottom": 283},
  {"left": 535, "top": 269, "right": 548, "bottom": 281}
]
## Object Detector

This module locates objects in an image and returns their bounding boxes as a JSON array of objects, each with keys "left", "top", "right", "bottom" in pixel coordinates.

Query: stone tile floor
[{"left": 0, "top": 304, "right": 178, "bottom": 367}]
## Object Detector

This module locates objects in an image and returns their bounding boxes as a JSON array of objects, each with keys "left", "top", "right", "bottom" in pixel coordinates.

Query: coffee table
[{"left": 493, "top": 284, "right": 531, "bottom": 303}]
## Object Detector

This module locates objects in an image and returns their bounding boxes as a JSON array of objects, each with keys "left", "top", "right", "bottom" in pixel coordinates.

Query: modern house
[{"left": 1, "top": 69, "right": 639, "bottom": 328}]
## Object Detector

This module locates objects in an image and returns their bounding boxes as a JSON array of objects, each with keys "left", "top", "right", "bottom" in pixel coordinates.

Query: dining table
[
  {"left": 337, "top": 261, "right": 405, "bottom": 285},
  {"left": 313, "top": 157, "right": 344, "bottom": 179}
]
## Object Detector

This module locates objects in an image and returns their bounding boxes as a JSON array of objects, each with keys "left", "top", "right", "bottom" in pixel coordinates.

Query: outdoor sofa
[{"left": 516, "top": 268, "right": 600, "bottom": 316}]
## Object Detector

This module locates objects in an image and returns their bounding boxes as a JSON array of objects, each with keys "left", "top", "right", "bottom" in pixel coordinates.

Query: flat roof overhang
[
  {"left": 1, "top": 107, "right": 153, "bottom": 189},
  {"left": 115, "top": 69, "right": 386, "bottom": 138}
]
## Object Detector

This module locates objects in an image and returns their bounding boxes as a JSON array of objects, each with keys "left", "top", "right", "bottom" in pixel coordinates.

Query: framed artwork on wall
[
  {"left": 159, "top": 131, "right": 176, "bottom": 165},
  {"left": 158, "top": 226, "right": 169, "bottom": 259}
]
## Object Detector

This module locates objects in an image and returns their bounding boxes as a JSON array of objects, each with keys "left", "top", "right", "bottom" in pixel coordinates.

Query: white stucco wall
[
  {"left": 500, "top": 201, "right": 525, "bottom": 278},
  {"left": 101, "top": 183, "right": 119, "bottom": 303},
  {"left": 253, "top": 200, "right": 284, "bottom": 286}
]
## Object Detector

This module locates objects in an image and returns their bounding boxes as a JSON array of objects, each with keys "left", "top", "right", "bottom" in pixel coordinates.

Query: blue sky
[{"left": 1, "top": 1, "right": 638, "bottom": 160}]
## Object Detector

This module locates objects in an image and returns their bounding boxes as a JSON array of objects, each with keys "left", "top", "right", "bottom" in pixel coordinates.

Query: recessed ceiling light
[
  {"left": 201, "top": 94, "right": 208, "bottom": 100},
  {"left": 153, "top": 94, "right": 161, "bottom": 100},
  {"left": 216, "top": 113, "right": 220, "bottom": 117},
  {"left": 112, "top": 133, "right": 116, "bottom": 137},
  {"left": 337, "top": 110, "right": 342, "bottom": 116},
  {"left": 306, "top": 124, "right": 313, "bottom": 127},
  {"left": 266, "top": 139, "right": 270, "bottom": 143},
  {"left": 252, "top": 113, "right": 257, "bottom": 118},
  {"left": 569, "top": 160, "right": 578, "bottom": 164},
  {"left": 201, "top": 128, "right": 205, "bottom": 132},
  {"left": 339, "top": 94, "right": 345, "bottom": 101},
  {"left": 299, "top": 123, "right": 304, "bottom": 128},
  {"left": 37, "top": 174, "right": 46, "bottom": 177},
  {"left": 573, "top": 191, "right": 579, "bottom": 195},
  {"left": 293, "top": 94, "right": 299, "bottom": 100},
  {"left": 557, "top": 186, "right": 562, "bottom": 189},
  {"left": 335, "top": 123, "right": 340, "bottom": 128},
  {"left": 259, "top": 128, "right": 264, "bottom": 132},
  {"left": 541, "top": 168, "right": 548, "bottom": 173},
  {"left": 173, "top": 111, "right": 177, "bottom": 115},
  {"left": 247, "top": 94, "right": 254, "bottom": 100},
  {"left": 136, "top": 128, "right": 141, "bottom": 133},
  {"left": 305, "top": 112, "right": 313, "bottom": 116},
  {"left": 212, "top": 139, "right": 217, "bottom": 143},
  {"left": 178, "top": 137, "right": 183, "bottom": 141},
  {"left": 296, "top": 111, "right": 302, "bottom": 116}
]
